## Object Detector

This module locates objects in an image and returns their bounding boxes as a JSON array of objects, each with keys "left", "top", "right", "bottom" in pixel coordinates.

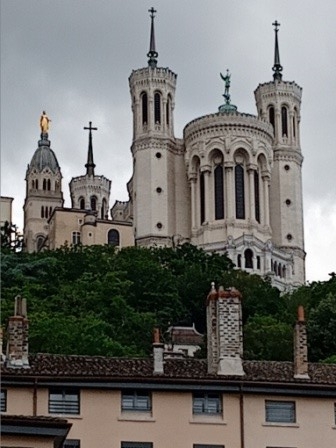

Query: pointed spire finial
[
  {"left": 272, "top": 20, "right": 283, "bottom": 81},
  {"left": 147, "top": 7, "right": 158, "bottom": 68},
  {"left": 84, "top": 121, "right": 97, "bottom": 176}
]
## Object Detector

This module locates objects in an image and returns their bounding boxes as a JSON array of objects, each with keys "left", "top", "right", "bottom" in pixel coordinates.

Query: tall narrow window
[
  {"left": 235, "top": 164, "right": 245, "bottom": 219},
  {"left": 214, "top": 165, "right": 224, "bottom": 220},
  {"left": 254, "top": 171, "right": 260, "bottom": 223},
  {"left": 269, "top": 106, "right": 275, "bottom": 129},
  {"left": 45, "top": 207, "right": 49, "bottom": 219},
  {"left": 1, "top": 390, "right": 7, "bottom": 412},
  {"left": 237, "top": 254, "right": 241, "bottom": 268},
  {"left": 36, "top": 236, "right": 44, "bottom": 252},
  {"left": 41, "top": 206, "right": 44, "bottom": 218},
  {"left": 141, "top": 92, "right": 148, "bottom": 125},
  {"left": 101, "top": 198, "right": 107, "bottom": 219},
  {"left": 47, "top": 179, "right": 51, "bottom": 190},
  {"left": 36, "top": 179, "right": 39, "bottom": 189},
  {"left": 200, "top": 172, "right": 205, "bottom": 224},
  {"left": 281, "top": 106, "right": 288, "bottom": 136},
  {"left": 32, "top": 180, "right": 35, "bottom": 189},
  {"left": 166, "top": 96, "right": 170, "bottom": 125},
  {"left": 72, "top": 232, "right": 81, "bottom": 245},
  {"left": 91, "top": 196, "right": 97, "bottom": 211},
  {"left": 244, "top": 249, "right": 253, "bottom": 269},
  {"left": 43, "top": 179, "right": 47, "bottom": 190},
  {"left": 79, "top": 198, "right": 85, "bottom": 210},
  {"left": 154, "top": 92, "right": 161, "bottom": 124}
]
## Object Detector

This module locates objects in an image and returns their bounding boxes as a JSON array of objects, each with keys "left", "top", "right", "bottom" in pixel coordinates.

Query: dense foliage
[{"left": 1, "top": 244, "right": 335, "bottom": 362}]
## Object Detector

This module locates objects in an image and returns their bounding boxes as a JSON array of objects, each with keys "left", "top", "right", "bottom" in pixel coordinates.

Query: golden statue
[{"left": 40, "top": 111, "right": 51, "bottom": 133}]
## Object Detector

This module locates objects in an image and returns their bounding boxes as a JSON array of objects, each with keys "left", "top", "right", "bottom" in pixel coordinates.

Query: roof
[
  {"left": 2, "top": 354, "right": 336, "bottom": 390},
  {"left": 28, "top": 139, "right": 60, "bottom": 173}
]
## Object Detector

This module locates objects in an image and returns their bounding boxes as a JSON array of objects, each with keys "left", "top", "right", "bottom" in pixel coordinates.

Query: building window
[
  {"left": 214, "top": 165, "right": 224, "bottom": 220},
  {"left": 121, "top": 391, "right": 151, "bottom": 412},
  {"left": 36, "top": 179, "right": 39, "bottom": 189},
  {"left": 154, "top": 92, "right": 161, "bottom": 124},
  {"left": 254, "top": 171, "right": 260, "bottom": 223},
  {"left": 1, "top": 389, "right": 7, "bottom": 412},
  {"left": 72, "top": 231, "right": 81, "bottom": 245},
  {"left": 334, "top": 403, "right": 336, "bottom": 425},
  {"left": 49, "top": 388, "right": 80, "bottom": 415},
  {"left": 108, "top": 229, "right": 120, "bottom": 246},
  {"left": 235, "top": 164, "right": 245, "bottom": 219},
  {"left": 193, "top": 393, "right": 222, "bottom": 415},
  {"left": 47, "top": 179, "right": 51, "bottom": 190},
  {"left": 265, "top": 400, "right": 296, "bottom": 423},
  {"left": 281, "top": 106, "right": 288, "bottom": 136},
  {"left": 79, "top": 198, "right": 85, "bottom": 210},
  {"left": 257, "top": 255, "right": 261, "bottom": 270},
  {"left": 36, "top": 236, "right": 45, "bottom": 252},
  {"left": 194, "top": 445, "right": 224, "bottom": 448},
  {"left": 200, "top": 172, "right": 205, "bottom": 224},
  {"left": 141, "top": 92, "right": 148, "bottom": 125},
  {"left": 41, "top": 206, "right": 44, "bottom": 218},
  {"left": 244, "top": 249, "right": 253, "bottom": 269},
  {"left": 237, "top": 254, "right": 241, "bottom": 268},
  {"left": 166, "top": 95, "right": 171, "bottom": 125},
  {"left": 43, "top": 179, "right": 47, "bottom": 190},
  {"left": 91, "top": 196, "right": 97, "bottom": 211},
  {"left": 269, "top": 106, "right": 275, "bottom": 130},
  {"left": 63, "top": 440, "right": 80, "bottom": 448},
  {"left": 121, "top": 443, "right": 153, "bottom": 448},
  {"left": 101, "top": 198, "right": 107, "bottom": 219}
]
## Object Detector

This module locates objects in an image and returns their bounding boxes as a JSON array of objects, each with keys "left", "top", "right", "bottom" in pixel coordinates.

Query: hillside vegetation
[{"left": 1, "top": 244, "right": 335, "bottom": 362}]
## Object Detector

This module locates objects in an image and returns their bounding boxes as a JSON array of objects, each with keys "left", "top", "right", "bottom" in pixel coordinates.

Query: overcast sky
[{"left": 1, "top": 0, "right": 335, "bottom": 282}]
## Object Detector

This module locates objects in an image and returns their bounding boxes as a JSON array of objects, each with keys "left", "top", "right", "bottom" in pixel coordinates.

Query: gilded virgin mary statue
[{"left": 40, "top": 111, "right": 51, "bottom": 133}]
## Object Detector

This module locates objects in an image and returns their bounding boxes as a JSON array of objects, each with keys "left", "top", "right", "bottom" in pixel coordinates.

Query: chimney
[
  {"left": 6, "top": 295, "right": 30, "bottom": 368},
  {"left": 294, "top": 305, "right": 309, "bottom": 379},
  {"left": 206, "top": 284, "right": 245, "bottom": 376},
  {"left": 153, "top": 327, "right": 164, "bottom": 375}
]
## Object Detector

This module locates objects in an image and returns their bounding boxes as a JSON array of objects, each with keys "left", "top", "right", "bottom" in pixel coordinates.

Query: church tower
[
  {"left": 129, "top": 8, "right": 190, "bottom": 247},
  {"left": 24, "top": 112, "right": 64, "bottom": 252},
  {"left": 69, "top": 122, "right": 111, "bottom": 219},
  {"left": 254, "top": 22, "right": 305, "bottom": 285}
]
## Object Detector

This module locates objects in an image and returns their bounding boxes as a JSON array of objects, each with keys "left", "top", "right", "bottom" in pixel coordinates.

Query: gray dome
[{"left": 29, "top": 136, "right": 60, "bottom": 173}]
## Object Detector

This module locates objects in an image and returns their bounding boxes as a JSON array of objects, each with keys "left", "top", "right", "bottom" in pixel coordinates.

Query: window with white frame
[
  {"left": 121, "top": 390, "right": 151, "bottom": 412},
  {"left": 49, "top": 388, "right": 80, "bottom": 415},
  {"left": 193, "top": 392, "right": 222, "bottom": 415},
  {"left": 121, "top": 443, "right": 153, "bottom": 448},
  {"left": 72, "top": 231, "right": 81, "bottom": 245},
  {"left": 265, "top": 400, "right": 296, "bottom": 423},
  {"left": 1, "top": 389, "right": 7, "bottom": 412}
]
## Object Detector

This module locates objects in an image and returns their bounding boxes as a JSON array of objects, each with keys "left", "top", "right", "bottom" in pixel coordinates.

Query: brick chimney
[
  {"left": 206, "top": 284, "right": 245, "bottom": 376},
  {"left": 153, "top": 327, "right": 164, "bottom": 375},
  {"left": 6, "top": 295, "right": 29, "bottom": 368},
  {"left": 294, "top": 305, "right": 309, "bottom": 379}
]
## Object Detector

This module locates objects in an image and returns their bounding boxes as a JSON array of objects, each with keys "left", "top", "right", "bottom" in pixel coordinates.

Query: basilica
[{"left": 23, "top": 13, "right": 305, "bottom": 291}]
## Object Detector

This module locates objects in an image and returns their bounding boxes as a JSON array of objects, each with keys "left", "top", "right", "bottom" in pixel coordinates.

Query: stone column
[
  {"left": 189, "top": 175, "right": 197, "bottom": 229},
  {"left": 248, "top": 168, "right": 255, "bottom": 222},
  {"left": 225, "top": 165, "right": 234, "bottom": 219},
  {"left": 262, "top": 174, "right": 270, "bottom": 227},
  {"left": 201, "top": 166, "right": 211, "bottom": 223},
  {"left": 275, "top": 108, "right": 281, "bottom": 144}
]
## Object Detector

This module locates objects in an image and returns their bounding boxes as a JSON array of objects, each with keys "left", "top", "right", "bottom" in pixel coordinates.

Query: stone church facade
[{"left": 23, "top": 14, "right": 305, "bottom": 290}]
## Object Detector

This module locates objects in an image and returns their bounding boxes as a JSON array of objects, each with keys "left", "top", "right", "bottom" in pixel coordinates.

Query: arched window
[
  {"left": 47, "top": 179, "right": 51, "bottom": 190},
  {"left": 36, "top": 236, "right": 44, "bottom": 252},
  {"left": 278, "top": 263, "right": 282, "bottom": 277},
  {"left": 49, "top": 206, "right": 52, "bottom": 217},
  {"left": 101, "top": 198, "right": 107, "bottom": 219},
  {"left": 235, "top": 164, "right": 245, "bottom": 219},
  {"left": 154, "top": 92, "right": 161, "bottom": 124},
  {"left": 269, "top": 106, "right": 275, "bottom": 130},
  {"left": 237, "top": 254, "right": 242, "bottom": 268},
  {"left": 166, "top": 95, "right": 171, "bottom": 125},
  {"left": 274, "top": 261, "right": 278, "bottom": 275},
  {"left": 41, "top": 206, "right": 44, "bottom": 218},
  {"left": 282, "top": 265, "right": 286, "bottom": 279},
  {"left": 141, "top": 92, "right": 148, "bottom": 125},
  {"left": 43, "top": 179, "right": 47, "bottom": 190},
  {"left": 254, "top": 170, "right": 260, "bottom": 223},
  {"left": 108, "top": 229, "right": 120, "bottom": 246},
  {"left": 244, "top": 249, "right": 253, "bottom": 269},
  {"left": 79, "top": 198, "right": 85, "bottom": 210},
  {"left": 45, "top": 207, "right": 49, "bottom": 219},
  {"left": 271, "top": 259, "right": 274, "bottom": 272},
  {"left": 257, "top": 256, "right": 261, "bottom": 270},
  {"left": 91, "top": 196, "right": 97, "bottom": 211},
  {"left": 281, "top": 106, "right": 288, "bottom": 136},
  {"left": 214, "top": 165, "right": 224, "bottom": 220},
  {"left": 72, "top": 231, "right": 81, "bottom": 245},
  {"left": 200, "top": 172, "right": 205, "bottom": 224},
  {"left": 32, "top": 180, "right": 35, "bottom": 189},
  {"left": 36, "top": 179, "right": 39, "bottom": 189}
]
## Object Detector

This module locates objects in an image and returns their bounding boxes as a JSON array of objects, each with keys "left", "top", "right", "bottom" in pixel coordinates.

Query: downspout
[
  {"left": 33, "top": 378, "right": 38, "bottom": 416},
  {"left": 239, "top": 385, "right": 245, "bottom": 448}
]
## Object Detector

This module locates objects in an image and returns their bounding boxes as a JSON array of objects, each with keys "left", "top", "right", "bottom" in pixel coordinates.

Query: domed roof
[{"left": 28, "top": 135, "right": 60, "bottom": 173}]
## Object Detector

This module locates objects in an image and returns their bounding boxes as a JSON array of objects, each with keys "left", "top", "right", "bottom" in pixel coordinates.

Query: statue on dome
[
  {"left": 40, "top": 111, "right": 51, "bottom": 133},
  {"left": 220, "top": 70, "right": 231, "bottom": 104}
]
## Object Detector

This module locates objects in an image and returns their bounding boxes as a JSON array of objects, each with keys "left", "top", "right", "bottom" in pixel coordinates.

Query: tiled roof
[
  {"left": 2, "top": 354, "right": 336, "bottom": 386},
  {"left": 1, "top": 415, "right": 68, "bottom": 424}
]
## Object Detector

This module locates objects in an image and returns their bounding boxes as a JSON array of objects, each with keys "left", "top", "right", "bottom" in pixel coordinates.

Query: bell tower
[
  {"left": 24, "top": 112, "right": 64, "bottom": 252},
  {"left": 129, "top": 8, "right": 189, "bottom": 247},
  {"left": 254, "top": 22, "right": 305, "bottom": 285}
]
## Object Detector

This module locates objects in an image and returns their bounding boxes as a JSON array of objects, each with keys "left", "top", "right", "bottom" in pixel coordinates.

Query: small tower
[
  {"left": 24, "top": 112, "right": 64, "bottom": 252},
  {"left": 254, "top": 22, "right": 305, "bottom": 286},
  {"left": 69, "top": 122, "right": 111, "bottom": 220},
  {"left": 129, "top": 7, "right": 190, "bottom": 247}
]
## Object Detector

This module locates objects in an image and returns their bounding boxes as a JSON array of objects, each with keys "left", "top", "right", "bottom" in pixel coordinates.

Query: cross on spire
[
  {"left": 84, "top": 121, "right": 97, "bottom": 176},
  {"left": 147, "top": 7, "right": 158, "bottom": 68},
  {"left": 272, "top": 20, "right": 283, "bottom": 81}
]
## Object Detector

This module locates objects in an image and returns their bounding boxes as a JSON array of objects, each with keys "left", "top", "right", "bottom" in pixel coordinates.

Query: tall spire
[
  {"left": 84, "top": 121, "right": 97, "bottom": 176},
  {"left": 147, "top": 7, "right": 158, "bottom": 68},
  {"left": 272, "top": 20, "right": 283, "bottom": 81}
]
